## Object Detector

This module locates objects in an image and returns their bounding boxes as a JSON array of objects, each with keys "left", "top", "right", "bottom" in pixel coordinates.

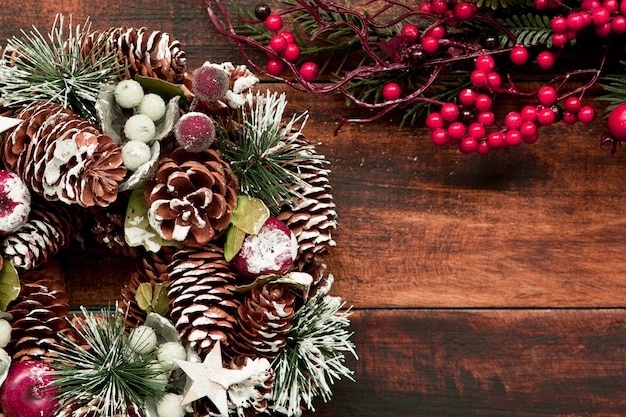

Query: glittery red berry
[
  {"left": 192, "top": 65, "right": 230, "bottom": 103},
  {"left": 175, "top": 112, "right": 216, "bottom": 152},
  {"left": 299, "top": 62, "right": 319, "bottom": 82},
  {"left": 382, "top": 82, "right": 402, "bottom": 100},
  {"left": 265, "top": 14, "right": 283, "bottom": 32}
]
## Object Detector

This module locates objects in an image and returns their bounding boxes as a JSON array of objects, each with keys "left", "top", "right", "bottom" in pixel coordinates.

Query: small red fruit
[
  {"left": 382, "top": 82, "right": 402, "bottom": 100},
  {"left": 400, "top": 24, "right": 419, "bottom": 42},
  {"left": 426, "top": 112, "right": 444, "bottom": 130},
  {"left": 267, "top": 59, "right": 285, "bottom": 76},
  {"left": 510, "top": 45, "right": 529, "bottom": 65},
  {"left": 577, "top": 105, "right": 596, "bottom": 124},
  {"left": 421, "top": 36, "right": 439, "bottom": 54},
  {"left": 283, "top": 43, "right": 301, "bottom": 61},
  {"left": 269, "top": 34, "right": 288, "bottom": 54},
  {"left": 431, "top": 128, "right": 449, "bottom": 146},
  {"left": 299, "top": 62, "right": 319, "bottom": 82},
  {"left": 474, "top": 94, "right": 493, "bottom": 112},
  {"left": 536, "top": 51, "right": 555, "bottom": 69},
  {"left": 0, "top": 361, "right": 58, "bottom": 417},
  {"left": 440, "top": 102, "right": 459, "bottom": 122},
  {"left": 458, "top": 137, "right": 478, "bottom": 154},
  {"left": 265, "top": 14, "right": 283, "bottom": 32},
  {"left": 538, "top": 86, "right": 558, "bottom": 106}
]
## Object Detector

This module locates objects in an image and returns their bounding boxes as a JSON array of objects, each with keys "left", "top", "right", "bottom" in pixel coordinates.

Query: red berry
[
  {"left": 535, "top": 0, "right": 550, "bottom": 9},
  {"left": 520, "top": 121, "right": 538, "bottom": 138},
  {"left": 382, "top": 82, "right": 402, "bottom": 100},
  {"left": 267, "top": 59, "right": 285, "bottom": 76},
  {"left": 459, "top": 88, "right": 477, "bottom": 106},
  {"left": 269, "top": 34, "right": 288, "bottom": 54},
  {"left": 299, "top": 62, "right": 319, "bottom": 82},
  {"left": 563, "top": 111, "right": 578, "bottom": 124},
  {"left": 521, "top": 105, "right": 538, "bottom": 121},
  {"left": 536, "top": 51, "right": 555, "bottom": 69},
  {"left": 552, "top": 33, "right": 568, "bottom": 47},
  {"left": 475, "top": 54, "right": 496, "bottom": 72},
  {"left": 577, "top": 105, "right": 595, "bottom": 124},
  {"left": 477, "top": 111, "right": 495, "bottom": 126},
  {"left": 470, "top": 69, "right": 487, "bottom": 88},
  {"left": 426, "top": 112, "right": 444, "bottom": 130},
  {"left": 401, "top": 24, "right": 420, "bottom": 42},
  {"left": 280, "top": 31, "right": 295, "bottom": 44},
  {"left": 421, "top": 36, "right": 439, "bottom": 53},
  {"left": 510, "top": 45, "right": 529, "bottom": 65},
  {"left": 265, "top": 14, "right": 283, "bottom": 32},
  {"left": 505, "top": 111, "right": 523, "bottom": 130},
  {"left": 581, "top": 11, "right": 593, "bottom": 26},
  {"left": 612, "top": 16, "right": 626, "bottom": 33},
  {"left": 447, "top": 121, "right": 466, "bottom": 141},
  {"left": 419, "top": 2, "right": 432, "bottom": 12},
  {"left": 538, "top": 86, "right": 558, "bottom": 106},
  {"left": 476, "top": 140, "right": 491, "bottom": 155},
  {"left": 592, "top": 7, "right": 610, "bottom": 25},
  {"left": 486, "top": 72, "right": 502, "bottom": 88},
  {"left": 474, "top": 94, "right": 493, "bottom": 112},
  {"left": 537, "top": 107, "right": 556, "bottom": 125},
  {"left": 607, "top": 103, "right": 626, "bottom": 140},
  {"left": 431, "top": 128, "right": 449, "bottom": 146},
  {"left": 429, "top": 25, "right": 446, "bottom": 39},
  {"left": 522, "top": 132, "right": 539, "bottom": 144},
  {"left": 431, "top": 0, "right": 448, "bottom": 15},
  {"left": 283, "top": 43, "right": 300, "bottom": 61},
  {"left": 551, "top": 16, "right": 568, "bottom": 33},
  {"left": 487, "top": 131, "right": 505, "bottom": 148},
  {"left": 440, "top": 102, "right": 460, "bottom": 122},
  {"left": 603, "top": 0, "right": 619, "bottom": 13},
  {"left": 595, "top": 22, "right": 611, "bottom": 36},
  {"left": 567, "top": 12, "right": 585, "bottom": 31},
  {"left": 622, "top": 0, "right": 626, "bottom": 15},
  {"left": 468, "top": 122, "right": 486, "bottom": 139},
  {"left": 459, "top": 136, "right": 478, "bottom": 154},
  {"left": 505, "top": 129, "right": 522, "bottom": 147},
  {"left": 454, "top": 2, "right": 474, "bottom": 19},
  {"left": 564, "top": 96, "right": 582, "bottom": 113},
  {"left": 581, "top": 0, "right": 601, "bottom": 9}
]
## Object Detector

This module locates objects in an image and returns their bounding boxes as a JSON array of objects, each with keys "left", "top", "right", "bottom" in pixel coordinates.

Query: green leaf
[
  {"left": 151, "top": 282, "right": 170, "bottom": 316},
  {"left": 134, "top": 74, "right": 188, "bottom": 110},
  {"left": 231, "top": 195, "right": 270, "bottom": 235},
  {"left": 0, "top": 259, "right": 20, "bottom": 311},
  {"left": 135, "top": 282, "right": 153, "bottom": 312},
  {"left": 224, "top": 225, "right": 247, "bottom": 262}
]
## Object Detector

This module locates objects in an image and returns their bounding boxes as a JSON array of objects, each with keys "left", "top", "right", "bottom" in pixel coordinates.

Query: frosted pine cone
[
  {"left": 276, "top": 135, "right": 337, "bottom": 272},
  {"left": 80, "top": 27, "right": 186, "bottom": 83},
  {"left": 168, "top": 245, "right": 242, "bottom": 358},
  {"left": 228, "top": 283, "right": 296, "bottom": 359},
  {"left": 2, "top": 102, "right": 127, "bottom": 207},
  {"left": 6, "top": 259, "right": 70, "bottom": 361},
  {"left": 146, "top": 147, "right": 238, "bottom": 247},
  {"left": 1, "top": 197, "right": 83, "bottom": 271},
  {"left": 88, "top": 195, "right": 139, "bottom": 258}
]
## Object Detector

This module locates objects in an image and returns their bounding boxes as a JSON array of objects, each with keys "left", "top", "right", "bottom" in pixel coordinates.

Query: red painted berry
[
  {"left": 401, "top": 24, "right": 420, "bottom": 42},
  {"left": 520, "top": 121, "right": 538, "bottom": 138},
  {"left": 510, "top": 45, "right": 529, "bottom": 65},
  {"left": 603, "top": 0, "right": 618, "bottom": 13},
  {"left": 468, "top": 122, "right": 486, "bottom": 139},
  {"left": 551, "top": 16, "right": 568, "bottom": 33},
  {"left": 538, "top": 86, "right": 558, "bottom": 106},
  {"left": 577, "top": 105, "right": 595, "bottom": 124},
  {"left": 265, "top": 14, "right": 283, "bottom": 32},
  {"left": 487, "top": 131, "right": 505, "bottom": 148},
  {"left": 454, "top": 2, "right": 474, "bottom": 20},
  {"left": 429, "top": 25, "right": 447, "bottom": 39},
  {"left": 447, "top": 121, "right": 466, "bottom": 141},
  {"left": 612, "top": 16, "right": 626, "bottom": 33},
  {"left": 474, "top": 94, "right": 493, "bottom": 112},
  {"left": 551, "top": 33, "right": 568, "bottom": 47},
  {"left": 563, "top": 111, "right": 578, "bottom": 124},
  {"left": 581, "top": 0, "right": 601, "bottom": 10},
  {"left": 280, "top": 31, "right": 295, "bottom": 44},
  {"left": 522, "top": 132, "right": 539, "bottom": 144},
  {"left": 283, "top": 43, "right": 301, "bottom": 61},
  {"left": 382, "top": 82, "right": 402, "bottom": 100},
  {"left": 267, "top": 59, "right": 285, "bottom": 76},
  {"left": 459, "top": 136, "right": 478, "bottom": 154},
  {"left": 595, "top": 22, "right": 611, "bottom": 36},
  {"left": 477, "top": 111, "right": 495, "bottom": 126},
  {"left": 470, "top": 69, "right": 487, "bottom": 88},
  {"left": 622, "top": 0, "right": 626, "bottom": 15},
  {"left": 426, "top": 112, "right": 444, "bottom": 130},
  {"left": 486, "top": 72, "right": 502, "bottom": 88},
  {"left": 476, "top": 140, "right": 491, "bottom": 155},
  {"left": 299, "top": 62, "right": 319, "bottom": 82},
  {"left": 535, "top": 0, "right": 550, "bottom": 9},
  {"left": 431, "top": 128, "right": 449, "bottom": 146},
  {"left": 269, "top": 34, "right": 288, "bottom": 54},
  {"left": 505, "top": 111, "right": 523, "bottom": 130},
  {"left": 431, "top": 0, "right": 449, "bottom": 15},
  {"left": 536, "top": 51, "right": 555, "bottom": 69},
  {"left": 592, "top": 7, "right": 610, "bottom": 25},
  {"left": 567, "top": 12, "right": 586, "bottom": 32},
  {"left": 421, "top": 36, "right": 439, "bottom": 54},
  {"left": 440, "top": 102, "right": 459, "bottom": 122},
  {"left": 418, "top": 2, "right": 432, "bottom": 12},
  {"left": 607, "top": 103, "right": 626, "bottom": 140},
  {"left": 459, "top": 88, "right": 477, "bottom": 106},
  {"left": 505, "top": 129, "right": 522, "bottom": 147},
  {"left": 521, "top": 105, "right": 538, "bottom": 122},
  {"left": 475, "top": 54, "right": 496, "bottom": 72},
  {"left": 537, "top": 107, "right": 556, "bottom": 125},
  {"left": 564, "top": 96, "right": 582, "bottom": 113}
]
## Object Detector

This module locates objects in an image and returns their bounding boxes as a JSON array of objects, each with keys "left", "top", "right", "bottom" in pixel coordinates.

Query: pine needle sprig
[
  {"left": 271, "top": 293, "right": 357, "bottom": 417},
  {"left": 50, "top": 306, "right": 167, "bottom": 417},
  {"left": 216, "top": 90, "right": 325, "bottom": 213},
  {"left": 0, "top": 14, "right": 121, "bottom": 122}
]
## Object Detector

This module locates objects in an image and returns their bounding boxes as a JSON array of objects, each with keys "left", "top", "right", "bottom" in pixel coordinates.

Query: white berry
[
  {"left": 122, "top": 140, "right": 152, "bottom": 171},
  {"left": 138, "top": 93, "right": 167, "bottom": 121},
  {"left": 114, "top": 79, "right": 145, "bottom": 108},
  {"left": 127, "top": 325, "right": 157, "bottom": 354},
  {"left": 124, "top": 114, "right": 156, "bottom": 143},
  {"left": 156, "top": 393, "right": 186, "bottom": 417},
  {"left": 157, "top": 342, "right": 187, "bottom": 371},
  {"left": 0, "top": 320, "right": 11, "bottom": 348}
]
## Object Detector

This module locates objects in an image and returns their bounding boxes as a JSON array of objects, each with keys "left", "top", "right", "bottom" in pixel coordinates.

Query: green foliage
[
  {"left": 497, "top": 13, "right": 554, "bottom": 47},
  {"left": 597, "top": 72, "right": 626, "bottom": 113},
  {"left": 0, "top": 259, "right": 19, "bottom": 311},
  {"left": 475, "top": 0, "right": 534, "bottom": 10}
]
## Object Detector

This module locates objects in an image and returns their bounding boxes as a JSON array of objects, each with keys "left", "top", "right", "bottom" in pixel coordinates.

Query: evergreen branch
[
  {"left": 496, "top": 13, "right": 553, "bottom": 47},
  {"left": 475, "top": 0, "right": 535, "bottom": 10},
  {"left": 597, "top": 72, "right": 626, "bottom": 112}
]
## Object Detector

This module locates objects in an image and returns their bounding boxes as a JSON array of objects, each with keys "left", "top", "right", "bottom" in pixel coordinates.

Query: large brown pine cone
[
  {"left": 228, "top": 283, "right": 296, "bottom": 359},
  {"left": 276, "top": 135, "right": 337, "bottom": 272},
  {"left": 167, "top": 244, "right": 242, "bottom": 359},
  {"left": 80, "top": 27, "right": 186, "bottom": 83},
  {"left": 2, "top": 102, "right": 127, "bottom": 207},
  {"left": 1, "top": 197, "right": 83, "bottom": 271},
  {"left": 119, "top": 247, "right": 176, "bottom": 327},
  {"left": 6, "top": 260, "right": 70, "bottom": 362},
  {"left": 145, "top": 147, "right": 238, "bottom": 247}
]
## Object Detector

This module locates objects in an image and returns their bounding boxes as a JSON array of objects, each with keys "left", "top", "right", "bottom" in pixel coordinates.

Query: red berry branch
[{"left": 205, "top": 0, "right": 626, "bottom": 155}]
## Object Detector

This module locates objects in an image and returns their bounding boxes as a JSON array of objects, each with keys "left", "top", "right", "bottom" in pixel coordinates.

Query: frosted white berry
[
  {"left": 157, "top": 342, "right": 187, "bottom": 371},
  {"left": 0, "top": 320, "right": 11, "bottom": 348},
  {"left": 124, "top": 114, "right": 156, "bottom": 143},
  {"left": 122, "top": 140, "right": 152, "bottom": 171},
  {"left": 138, "top": 93, "right": 167, "bottom": 121},
  {"left": 127, "top": 325, "right": 158, "bottom": 354},
  {"left": 156, "top": 393, "right": 186, "bottom": 417},
  {"left": 0, "top": 170, "right": 31, "bottom": 235},
  {"left": 114, "top": 79, "right": 145, "bottom": 108}
]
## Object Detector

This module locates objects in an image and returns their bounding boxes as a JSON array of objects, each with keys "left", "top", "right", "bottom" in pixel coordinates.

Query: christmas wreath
[{"left": 0, "top": 15, "right": 355, "bottom": 417}]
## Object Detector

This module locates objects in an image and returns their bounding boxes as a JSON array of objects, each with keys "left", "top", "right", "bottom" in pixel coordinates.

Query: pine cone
[
  {"left": 168, "top": 244, "right": 242, "bottom": 359},
  {"left": 6, "top": 260, "right": 70, "bottom": 361},
  {"left": 2, "top": 102, "right": 127, "bottom": 207},
  {"left": 276, "top": 135, "right": 337, "bottom": 272},
  {"left": 146, "top": 147, "right": 239, "bottom": 247},
  {"left": 87, "top": 194, "right": 140, "bottom": 258},
  {"left": 80, "top": 27, "right": 186, "bottom": 83},
  {"left": 228, "top": 283, "right": 296, "bottom": 360},
  {"left": 1, "top": 197, "right": 83, "bottom": 271},
  {"left": 119, "top": 247, "right": 176, "bottom": 327}
]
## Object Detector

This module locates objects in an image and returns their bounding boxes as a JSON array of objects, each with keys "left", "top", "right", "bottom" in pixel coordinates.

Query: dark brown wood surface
[{"left": 2, "top": 1, "right": 626, "bottom": 416}]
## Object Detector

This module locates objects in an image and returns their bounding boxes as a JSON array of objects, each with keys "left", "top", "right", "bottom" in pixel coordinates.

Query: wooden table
[{"left": 2, "top": 1, "right": 626, "bottom": 416}]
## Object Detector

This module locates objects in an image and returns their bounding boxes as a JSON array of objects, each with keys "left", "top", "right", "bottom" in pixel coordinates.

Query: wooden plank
[{"left": 306, "top": 308, "right": 626, "bottom": 417}]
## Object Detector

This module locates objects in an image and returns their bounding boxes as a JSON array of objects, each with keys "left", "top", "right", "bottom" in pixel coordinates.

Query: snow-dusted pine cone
[
  {"left": 119, "top": 247, "right": 176, "bottom": 327},
  {"left": 276, "top": 135, "right": 337, "bottom": 272},
  {"left": 87, "top": 195, "right": 139, "bottom": 258},
  {"left": 2, "top": 102, "right": 127, "bottom": 207},
  {"left": 145, "top": 147, "right": 238, "bottom": 247},
  {"left": 1, "top": 197, "right": 83, "bottom": 271},
  {"left": 80, "top": 27, "right": 186, "bottom": 83},
  {"left": 6, "top": 259, "right": 70, "bottom": 361},
  {"left": 167, "top": 244, "right": 242, "bottom": 358},
  {"left": 228, "top": 283, "right": 296, "bottom": 359}
]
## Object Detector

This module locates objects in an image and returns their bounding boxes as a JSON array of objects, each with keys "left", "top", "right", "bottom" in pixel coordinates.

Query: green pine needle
[
  {"left": 0, "top": 14, "right": 121, "bottom": 122},
  {"left": 49, "top": 306, "right": 167, "bottom": 417},
  {"left": 216, "top": 90, "right": 324, "bottom": 213},
  {"left": 271, "top": 293, "right": 357, "bottom": 417}
]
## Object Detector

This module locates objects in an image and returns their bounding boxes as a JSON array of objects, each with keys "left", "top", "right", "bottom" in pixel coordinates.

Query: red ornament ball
[
  {"left": 299, "top": 62, "right": 319, "bottom": 82},
  {"left": 382, "top": 82, "right": 402, "bottom": 100},
  {"left": 607, "top": 103, "right": 626, "bottom": 140}
]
